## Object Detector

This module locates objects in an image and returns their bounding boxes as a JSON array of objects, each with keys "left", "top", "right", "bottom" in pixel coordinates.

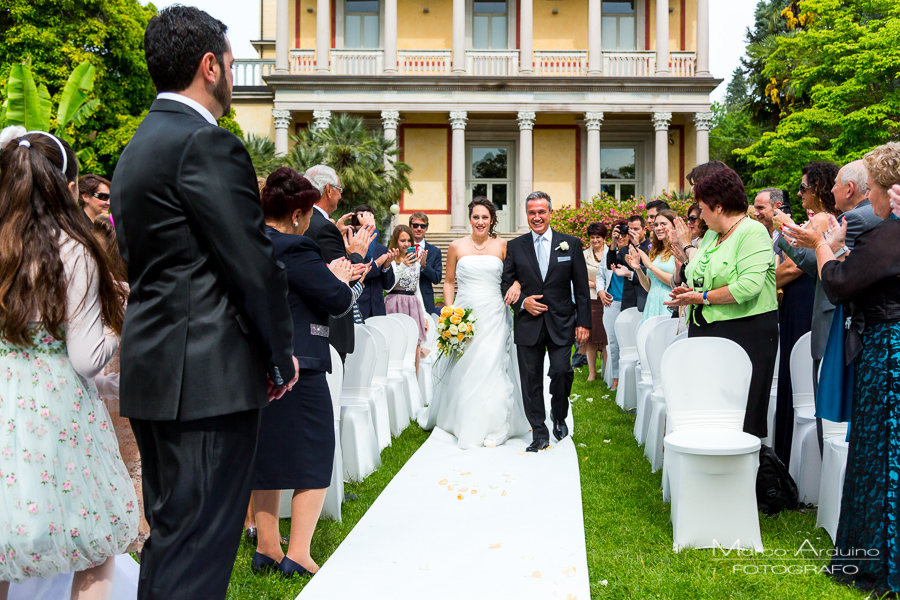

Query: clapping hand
[
  {"left": 626, "top": 245, "right": 648, "bottom": 269},
  {"left": 673, "top": 217, "right": 693, "bottom": 248},
  {"left": 345, "top": 223, "right": 377, "bottom": 256},
  {"left": 612, "top": 263, "right": 631, "bottom": 277},
  {"left": 351, "top": 262, "right": 371, "bottom": 282},
  {"left": 890, "top": 184, "right": 900, "bottom": 219},
  {"left": 375, "top": 248, "right": 399, "bottom": 267},
  {"left": 328, "top": 258, "right": 354, "bottom": 284},
  {"left": 663, "top": 286, "right": 701, "bottom": 308},
  {"left": 335, "top": 213, "right": 354, "bottom": 235},
  {"left": 419, "top": 249, "right": 429, "bottom": 267}
]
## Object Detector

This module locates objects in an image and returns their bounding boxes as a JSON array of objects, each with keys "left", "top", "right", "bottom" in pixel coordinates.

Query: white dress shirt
[{"left": 156, "top": 92, "right": 217, "bottom": 125}]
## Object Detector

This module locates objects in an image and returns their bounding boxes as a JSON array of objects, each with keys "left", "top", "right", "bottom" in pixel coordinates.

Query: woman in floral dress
[{"left": 0, "top": 131, "right": 138, "bottom": 599}]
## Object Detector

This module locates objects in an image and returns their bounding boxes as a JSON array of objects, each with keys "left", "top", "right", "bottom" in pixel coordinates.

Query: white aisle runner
[{"left": 298, "top": 428, "right": 590, "bottom": 600}]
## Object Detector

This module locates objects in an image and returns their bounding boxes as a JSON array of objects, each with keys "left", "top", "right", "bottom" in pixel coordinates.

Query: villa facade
[{"left": 232, "top": 0, "right": 720, "bottom": 233}]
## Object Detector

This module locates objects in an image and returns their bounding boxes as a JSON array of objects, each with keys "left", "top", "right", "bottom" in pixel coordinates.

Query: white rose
[
  {"left": 437, "top": 321, "right": 446, "bottom": 331},
  {"left": 449, "top": 324, "right": 459, "bottom": 336},
  {"left": 559, "top": 241, "right": 569, "bottom": 251},
  {"left": 450, "top": 336, "right": 460, "bottom": 345}
]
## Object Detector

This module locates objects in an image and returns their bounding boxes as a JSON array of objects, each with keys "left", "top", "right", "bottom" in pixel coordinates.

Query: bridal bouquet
[{"left": 436, "top": 306, "right": 475, "bottom": 359}]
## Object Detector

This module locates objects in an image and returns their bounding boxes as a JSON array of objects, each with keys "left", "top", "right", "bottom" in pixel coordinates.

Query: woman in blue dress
[
  {"left": 783, "top": 142, "right": 900, "bottom": 595},
  {"left": 627, "top": 209, "right": 677, "bottom": 322}
]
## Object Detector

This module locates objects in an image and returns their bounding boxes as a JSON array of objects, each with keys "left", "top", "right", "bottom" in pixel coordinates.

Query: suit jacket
[
  {"left": 606, "top": 239, "right": 651, "bottom": 312},
  {"left": 303, "top": 207, "right": 365, "bottom": 354},
  {"left": 110, "top": 98, "right": 294, "bottom": 421},
  {"left": 501, "top": 230, "right": 592, "bottom": 346},
  {"left": 416, "top": 240, "right": 442, "bottom": 315},
  {"left": 778, "top": 200, "right": 882, "bottom": 359},
  {"left": 269, "top": 228, "right": 355, "bottom": 373},
  {"left": 357, "top": 242, "right": 395, "bottom": 320}
]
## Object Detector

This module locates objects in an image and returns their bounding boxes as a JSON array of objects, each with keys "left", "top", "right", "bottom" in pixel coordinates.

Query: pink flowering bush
[{"left": 551, "top": 191, "right": 694, "bottom": 247}]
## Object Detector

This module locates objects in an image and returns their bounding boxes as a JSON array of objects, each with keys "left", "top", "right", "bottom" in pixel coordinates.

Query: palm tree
[{"left": 242, "top": 133, "right": 281, "bottom": 178}]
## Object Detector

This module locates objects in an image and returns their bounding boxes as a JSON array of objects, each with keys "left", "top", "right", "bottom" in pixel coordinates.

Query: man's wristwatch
[
  {"left": 834, "top": 245, "right": 849, "bottom": 258},
  {"left": 702, "top": 291, "right": 711, "bottom": 306}
]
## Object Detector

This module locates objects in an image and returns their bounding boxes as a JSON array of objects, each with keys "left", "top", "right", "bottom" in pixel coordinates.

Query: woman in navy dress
[
  {"left": 251, "top": 168, "right": 366, "bottom": 577},
  {"left": 783, "top": 142, "right": 900, "bottom": 595}
]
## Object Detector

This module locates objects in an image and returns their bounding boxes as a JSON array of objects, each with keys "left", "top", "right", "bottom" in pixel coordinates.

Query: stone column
[
  {"left": 520, "top": 0, "right": 534, "bottom": 75},
  {"left": 517, "top": 111, "right": 536, "bottom": 232},
  {"left": 585, "top": 112, "right": 604, "bottom": 202},
  {"left": 313, "top": 109, "right": 332, "bottom": 131},
  {"left": 316, "top": 0, "right": 330, "bottom": 73},
  {"left": 694, "top": 111, "right": 713, "bottom": 166},
  {"left": 652, "top": 112, "right": 672, "bottom": 195},
  {"left": 452, "top": 0, "right": 466, "bottom": 74},
  {"left": 655, "top": 0, "right": 670, "bottom": 76},
  {"left": 383, "top": 0, "right": 398, "bottom": 74},
  {"left": 275, "top": 0, "right": 290, "bottom": 74},
  {"left": 449, "top": 111, "right": 468, "bottom": 233},
  {"left": 695, "top": 0, "right": 710, "bottom": 76},
  {"left": 381, "top": 110, "right": 400, "bottom": 169},
  {"left": 273, "top": 109, "right": 292, "bottom": 155},
  {"left": 587, "top": 0, "right": 602, "bottom": 75}
]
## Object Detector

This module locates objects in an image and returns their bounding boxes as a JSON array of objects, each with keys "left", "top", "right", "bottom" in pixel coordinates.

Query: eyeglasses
[
  {"left": 330, "top": 184, "right": 343, "bottom": 193},
  {"left": 92, "top": 192, "right": 110, "bottom": 201},
  {"left": 799, "top": 182, "right": 810, "bottom": 193},
  {"left": 686, "top": 216, "right": 698, "bottom": 224},
  {"left": 411, "top": 223, "right": 428, "bottom": 230}
]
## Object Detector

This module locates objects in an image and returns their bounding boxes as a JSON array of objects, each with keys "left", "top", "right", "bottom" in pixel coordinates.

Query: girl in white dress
[{"left": 0, "top": 132, "right": 138, "bottom": 599}]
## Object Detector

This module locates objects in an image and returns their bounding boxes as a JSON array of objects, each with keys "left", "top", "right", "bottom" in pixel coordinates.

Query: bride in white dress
[{"left": 417, "top": 198, "right": 531, "bottom": 448}]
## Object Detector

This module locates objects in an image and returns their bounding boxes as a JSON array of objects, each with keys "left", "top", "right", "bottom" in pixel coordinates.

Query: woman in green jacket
[{"left": 665, "top": 168, "right": 778, "bottom": 438}]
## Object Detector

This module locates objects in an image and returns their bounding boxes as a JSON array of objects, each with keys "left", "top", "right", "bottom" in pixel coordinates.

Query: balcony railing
[
  {"left": 235, "top": 50, "right": 696, "bottom": 82},
  {"left": 466, "top": 50, "right": 520, "bottom": 76},
  {"left": 535, "top": 51, "right": 587, "bottom": 77}
]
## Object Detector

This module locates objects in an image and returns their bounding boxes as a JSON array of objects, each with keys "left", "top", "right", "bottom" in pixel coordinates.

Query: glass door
[
  {"left": 601, "top": 0, "right": 636, "bottom": 51},
  {"left": 473, "top": 1, "right": 508, "bottom": 49},
  {"left": 345, "top": 0, "right": 380, "bottom": 49},
  {"left": 600, "top": 147, "right": 638, "bottom": 201},
  {"left": 468, "top": 144, "right": 514, "bottom": 233}
]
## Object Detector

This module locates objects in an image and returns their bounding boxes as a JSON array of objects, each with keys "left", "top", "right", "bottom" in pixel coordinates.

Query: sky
[{"left": 143, "top": 0, "right": 759, "bottom": 102}]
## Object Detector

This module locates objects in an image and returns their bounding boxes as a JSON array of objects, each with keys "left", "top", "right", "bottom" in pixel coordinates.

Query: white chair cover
[
  {"left": 761, "top": 344, "right": 780, "bottom": 447},
  {"left": 366, "top": 316, "right": 411, "bottom": 436},
  {"left": 321, "top": 345, "right": 345, "bottom": 520},
  {"left": 418, "top": 313, "right": 439, "bottom": 408},
  {"left": 339, "top": 327, "right": 382, "bottom": 481},
  {"left": 633, "top": 316, "right": 672, "bottom": 445},
  {"left": 614, "top": 308, "right": 642, "bottom": 411},
  {"left": 662, "top": 337, "right": 763, "bottom": 552},
  {"left": 387, "top": 313, "right": 425, "bottom": 416},
  {"left": 787, "top": 333, "right": 819, "bottom": 504},
  {"left": 816, "top": 437, "right": 850, "bottom": 542},
  {"left": 362, "top": 324, "right": 393, "bottom": 450},
  {"left": 645, "top": 329, "right": 685, "bottom": 474}
]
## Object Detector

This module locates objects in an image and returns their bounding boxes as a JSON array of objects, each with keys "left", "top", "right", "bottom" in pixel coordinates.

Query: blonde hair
[{"left": 863, "top": 142, "right": 900, "bottom": 190}]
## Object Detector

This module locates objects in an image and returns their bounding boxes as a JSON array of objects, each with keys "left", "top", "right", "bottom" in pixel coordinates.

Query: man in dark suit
[
  {"left": 110, "top": 8, "right": 298, "bottom": 598},
  {"left": 607, "top": 215, "right": 650, "bottom": 312},
  {"left": 409, "top": 212, "right": 442, "bottom": 315},
  {"left": 501, "top": 191, "right": 591, "bottom": 452},
  {"left": 358, "top": 241, "right": 397, "bottom": 319},
  {"left": 302, "top": 165, "right": 376, "bottom": 358}
]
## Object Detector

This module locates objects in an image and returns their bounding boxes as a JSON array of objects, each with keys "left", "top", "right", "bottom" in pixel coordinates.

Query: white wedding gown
[{"left": 417, "top": 255, "right": 531, "bottom": 448}]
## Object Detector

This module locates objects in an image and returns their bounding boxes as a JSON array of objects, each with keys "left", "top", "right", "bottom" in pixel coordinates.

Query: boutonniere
[{"left": 556, "top": 241, "right": 569, "bottom": 252}]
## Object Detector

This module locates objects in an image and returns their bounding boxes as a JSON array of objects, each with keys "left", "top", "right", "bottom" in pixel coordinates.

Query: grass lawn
[{"left": 222, "top": 368, "right": 869, "bottom": 599}]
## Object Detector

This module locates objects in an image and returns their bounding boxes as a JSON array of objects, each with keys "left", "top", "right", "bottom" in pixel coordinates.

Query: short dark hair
[
  {"left": 686, "top": 160, "right": 729, "bottom": 187},
  {"left": 646, "top": 199, "right": 670, "bottom": 212},
  {"left": 627, "top": 214, "right": 646, "bottom": 227},
  {"left": 261, "top": 167, "right": 319, "bottom": 220},
  {"left": 144, "top": 6, "right": 228, "bottom": 93},
  {"left": 693, "top": 168, "right": 748, "bottom": 216},
  {"left": 77, "top": 174, "right": 111, "bottom": 208},
  {"left": 525, "top": 190, "right": 552, "bottom": 210},
  {"left": 587, "top": 222, "right": 608, "bottom": 238},
  {"left": 801, "top": 161, "right": 840, "bottom": 215},
  {"left": 409, "top": 211, "right": 429, "bottom": 226},
  {"left": 354, "top": 204, "right": 374, "bottom": 215}
]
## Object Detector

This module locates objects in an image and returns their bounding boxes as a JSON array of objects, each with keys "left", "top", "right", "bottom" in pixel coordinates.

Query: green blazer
[{"left": 684, "top": 218, "right": 777, "bottom": 324}]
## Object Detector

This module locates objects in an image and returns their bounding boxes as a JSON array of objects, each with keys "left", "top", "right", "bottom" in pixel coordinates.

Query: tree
[
  {"left": 741, "top": 0, "right": 795, "bottom": 128},
  {"left": 709, "top": 68, "right": 763, "bottom": 193},
  {"left": 0, "top": 0, "right": 157, "bottom": 175},
  {"left": 734, "top": 0, "right": 900, "bottom": 197},
  {"left": 282, "top": 114, "right": 413, "bottom": 224}
]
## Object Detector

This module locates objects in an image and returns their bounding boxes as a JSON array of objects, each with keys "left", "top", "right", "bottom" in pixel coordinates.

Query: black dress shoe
[
  {"left": 278, "top": 556, "right": 312, "bottom": 578},
  {"left": 250, "top": 552, "right": 279, "bottom": 574},
  {"left": 245, "top": 527, "right": 258, "bottom": 546},
  {"left": 553, "top": 420, "right": 569, "bottom": 442},
  {"left": 526, "top": 438, "right": 550, "bottom": 452}
]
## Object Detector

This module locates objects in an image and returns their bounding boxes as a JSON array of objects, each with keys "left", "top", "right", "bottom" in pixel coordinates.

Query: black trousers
[
  {"left": 131, "top": 409, "right": 261, "bottom": 600},
  {"left": 516, "top": 322, "right": 574, "bottom": 440}
]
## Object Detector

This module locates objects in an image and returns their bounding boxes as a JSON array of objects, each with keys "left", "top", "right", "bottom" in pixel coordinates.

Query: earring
[
  {"left": 212, "top": 79, "right": 216, "bottom": 85},
  {"left": 293, "top": 221, "right": 299, "bottom": 228}
]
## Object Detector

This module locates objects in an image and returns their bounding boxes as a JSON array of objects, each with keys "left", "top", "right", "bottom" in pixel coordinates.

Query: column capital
[
  {"left": 652, "top": 112, "right": 672, "bottom": 131},
  {"left": 584, "top": 112, "right": 604, "bottom": 131},
  {"left": 273, "top": 109, "right": 292, "bottom": 129},
  {"left": 381, "top": 110, "right": 401, "bottom": 130},
  {"left": 449, "top": 110, "right": 468, "bottom": 130},
  {"left": 312, "top": 110, "right": 332, "bottom": 131},
  {"left": 517, "top": 111, "right": 536, "bottom": 130},
  {"left": 693, "top": 111, "right": 714, "bottom": 132}
]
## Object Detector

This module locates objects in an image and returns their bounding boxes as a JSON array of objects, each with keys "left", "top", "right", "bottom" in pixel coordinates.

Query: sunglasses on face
[
  {"left": 687, "top": 216, "right": 698, "bottom": 224},
  {"left": 92, "top": 192, "right": 110, "bottom": 201},
  {"left": 411, "top": 223, "right": 428, "bottom": 230},
  {"left": 799, "top": 182, "right": 811, "bottom": 193}
]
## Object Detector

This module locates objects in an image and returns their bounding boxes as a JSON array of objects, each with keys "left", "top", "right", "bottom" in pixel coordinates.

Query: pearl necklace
[{"left": 470, "top": 235, "right": 489, "bottom": 251}]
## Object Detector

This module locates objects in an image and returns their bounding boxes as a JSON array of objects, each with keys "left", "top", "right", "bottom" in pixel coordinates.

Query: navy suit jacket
[
  {"left": 357, "top": 243, "right": 395, "bottom": 319},
  {"left": 268, "top": 228, "right": 355, "bottom": 373},
  {"left": 416, "top": 240, "right": 442, "bottom": 315}
]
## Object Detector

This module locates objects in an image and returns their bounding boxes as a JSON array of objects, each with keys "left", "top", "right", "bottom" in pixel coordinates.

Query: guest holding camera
[
  {"left": 251, "top": 168, "right": 368, "bottom": 577},
  {"left": 781, "top": 142, "right": 900, "bottom": 596},
  {"left": 665, "top": 168, "right": 778, "bottom": 438},
  {"left": 607, "top": 216, "right": 650, "bottom": 313},
  {"left": 354, "top": 204, "right": 398, "bottom": 319},
  {"left": 385, "top": 225, "right": 430, "bottom": 370}
]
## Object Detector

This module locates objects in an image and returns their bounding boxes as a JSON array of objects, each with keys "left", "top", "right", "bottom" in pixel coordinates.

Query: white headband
[{"left": 24, "top": 131, "right": 67, "bottom": 175}]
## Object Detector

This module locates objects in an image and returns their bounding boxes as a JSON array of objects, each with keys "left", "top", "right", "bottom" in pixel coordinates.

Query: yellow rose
[
  {"left": 442, "top": 331, "right": 451, "bottom": 340},
  {"left": 450, "top": 315, "right": 462, "bottom": 325},
  {"left": 440, "top": 306, "right": 452, "bottom": 318},
  {"left": 457, "top": 332, "right": 466, "bottom": 341},
  {"left": 453, "top": 307, "right": 465, "bottom": 317},
  {"left": 466, "top": 323, "right": 473, "bottom": 333}
]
